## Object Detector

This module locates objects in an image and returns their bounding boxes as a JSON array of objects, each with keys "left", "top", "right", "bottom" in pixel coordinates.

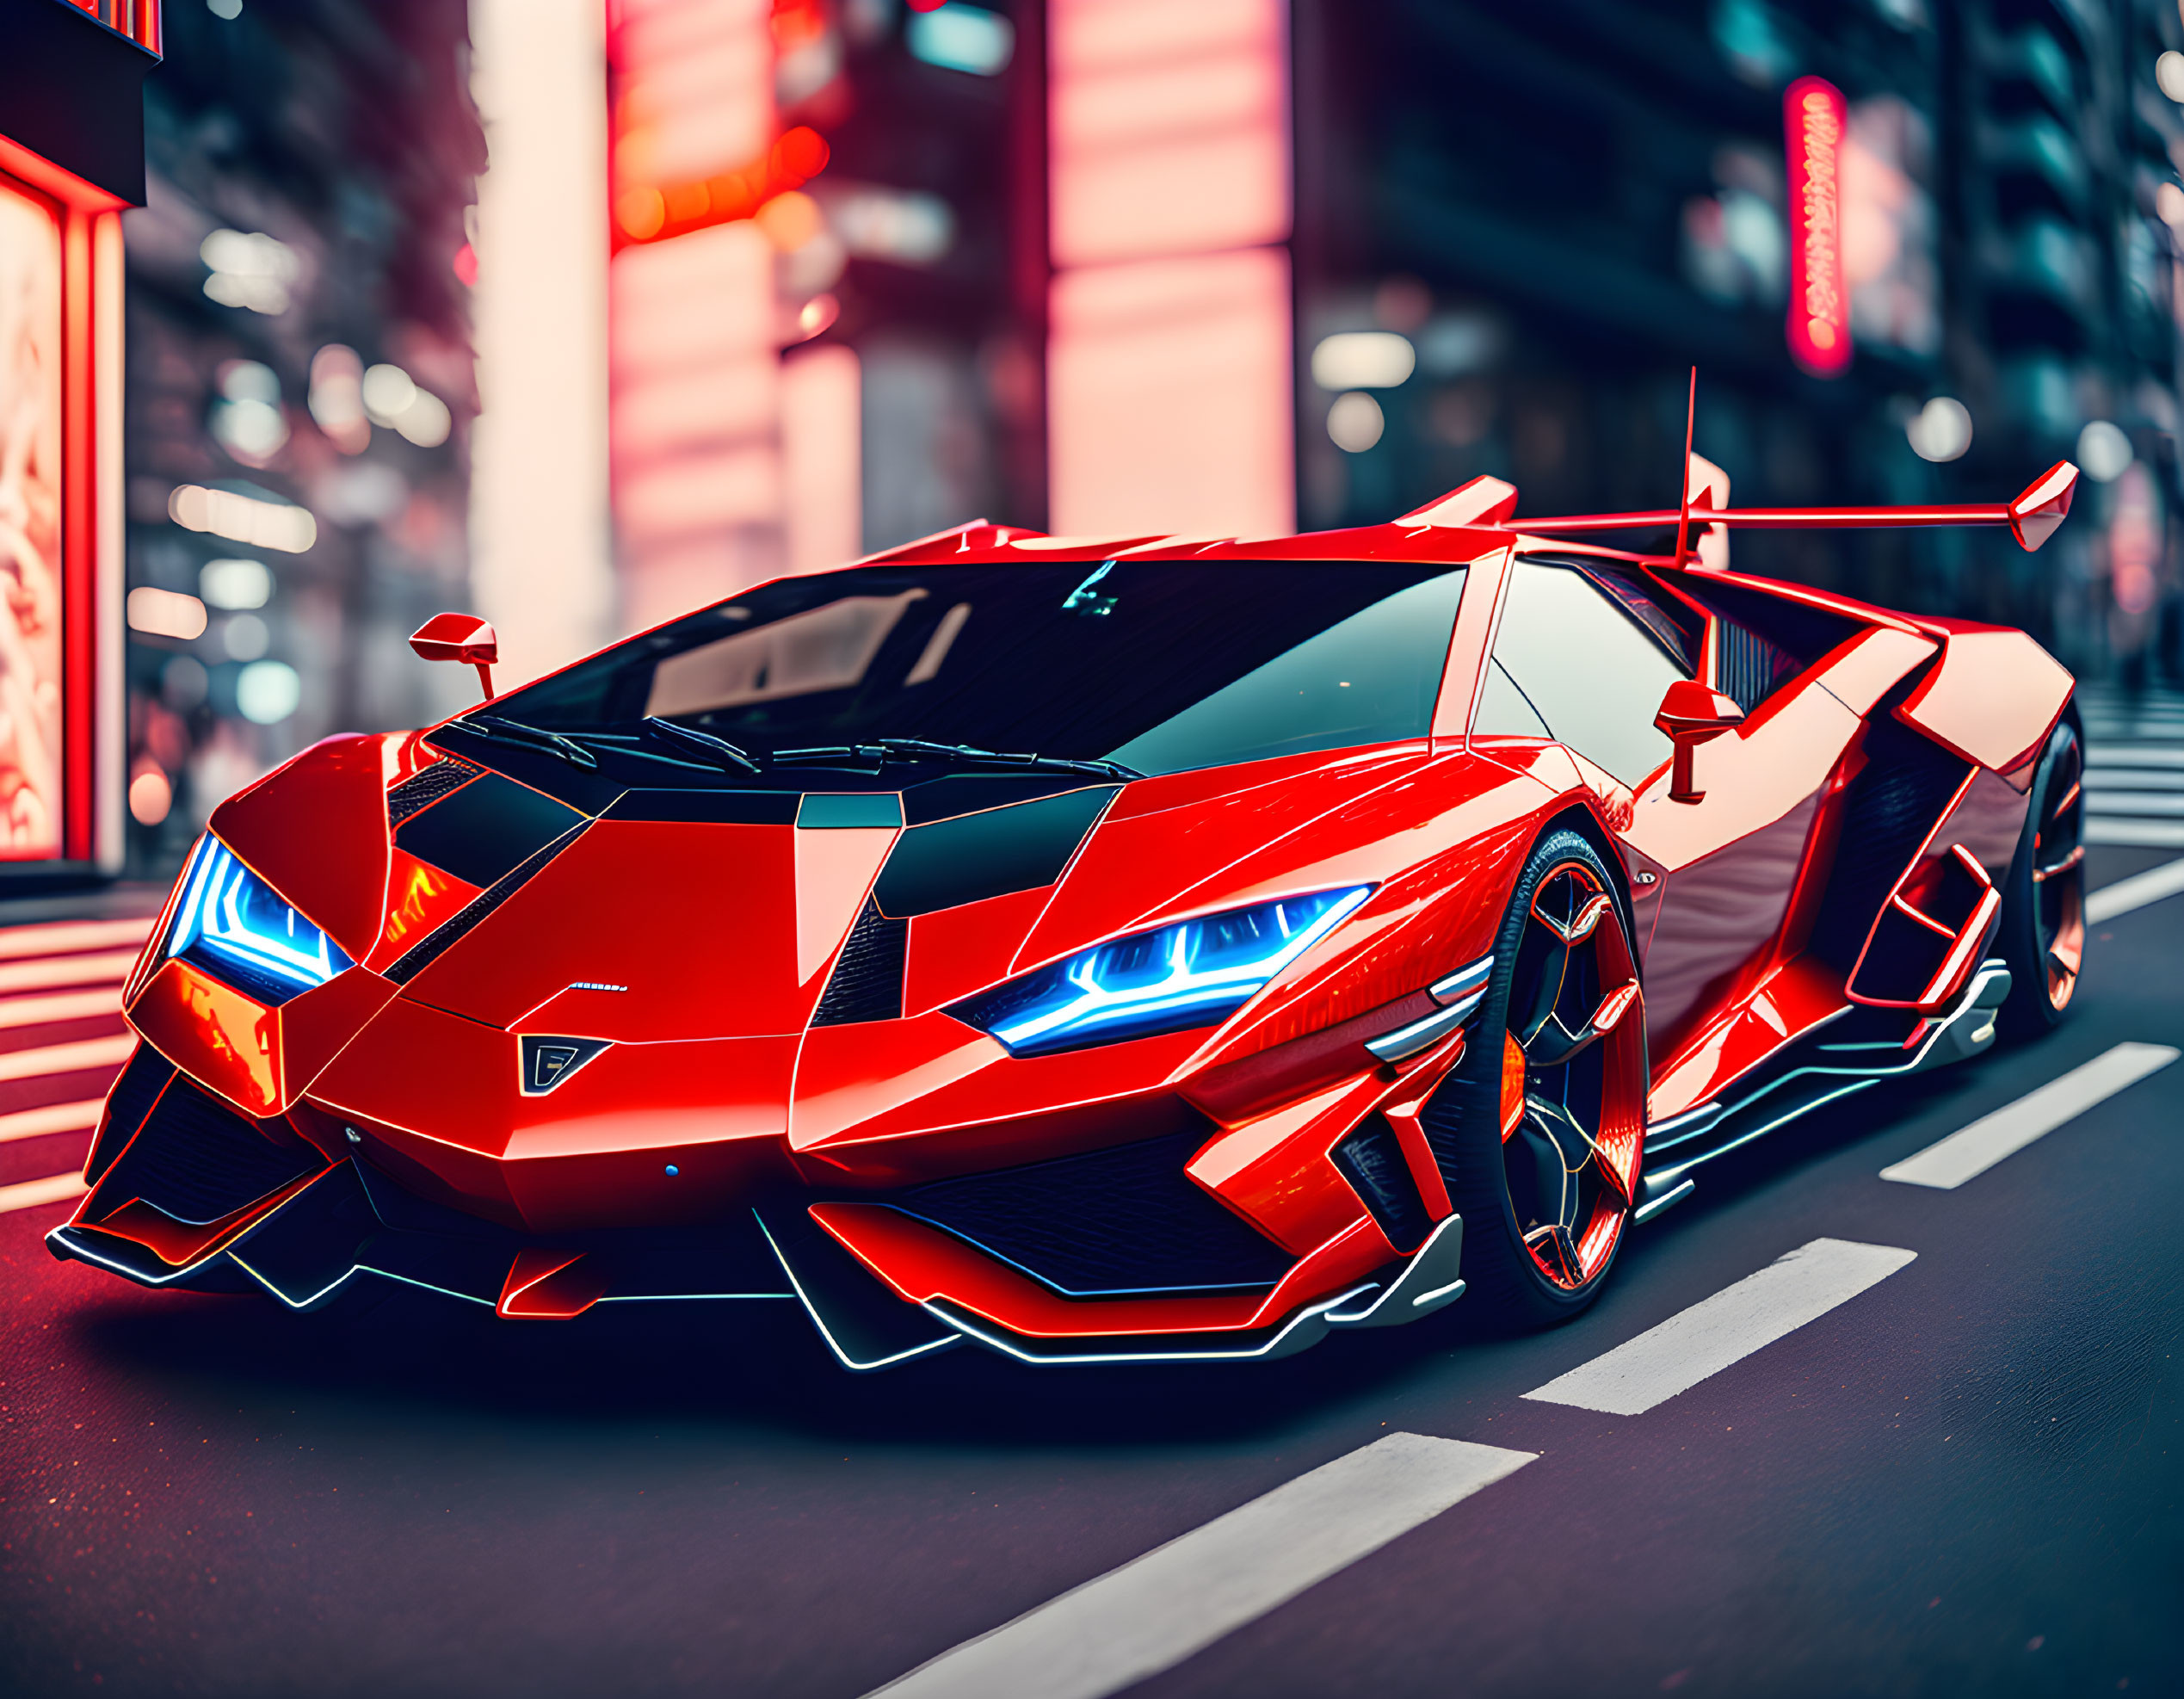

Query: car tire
[
  {"left": 1996, "top": 711, "right": 2086, "bottom": 1040},
  {"left": 1421, "top": 827, "right": 1649, "bottom": 1331}
]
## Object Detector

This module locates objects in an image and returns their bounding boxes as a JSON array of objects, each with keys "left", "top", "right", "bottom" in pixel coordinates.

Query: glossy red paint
[
  {"left": 209, "top": 735, "right": 392, "bottom": 964},
  {"left": 497, "top": 1250, "right": 609, "bottom": 1319},
  {"left": 1897, "top": 623, "right": 2072, "bottom": 774},
  {"left": 62, "top": 460, "right": 2085, "bottom": 1364}
]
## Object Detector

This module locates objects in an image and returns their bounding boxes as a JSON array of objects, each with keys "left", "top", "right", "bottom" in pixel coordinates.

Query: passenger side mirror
[
  {"left": 410, "top": 612, "right": 499, "bottom": 701},
  {"left": 1653, "top": 679, "right": 1744, "bottom": 804}
]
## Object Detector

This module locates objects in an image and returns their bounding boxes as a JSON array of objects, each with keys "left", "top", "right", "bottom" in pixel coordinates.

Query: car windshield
[{"left": 490, "top": 559, "right": 1471, "bottom": 778}]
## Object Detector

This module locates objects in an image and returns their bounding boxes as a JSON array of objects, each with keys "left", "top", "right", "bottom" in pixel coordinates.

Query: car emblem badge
[{"left": 520, "top": 1035, "right": 611, "bottom": 1096}]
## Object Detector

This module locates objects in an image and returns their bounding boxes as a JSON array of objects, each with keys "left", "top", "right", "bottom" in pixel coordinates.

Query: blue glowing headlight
[
  {"left": 948, "top": 886, "right": 1373, "bottom": 1058},
  {"left": 166, "top": 836, "right": 355, "bottom": 1006}
]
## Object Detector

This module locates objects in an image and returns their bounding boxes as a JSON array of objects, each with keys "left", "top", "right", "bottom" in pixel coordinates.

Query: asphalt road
[{"left": 3, "top": 847, "right": 2181, "bottom": 1699}]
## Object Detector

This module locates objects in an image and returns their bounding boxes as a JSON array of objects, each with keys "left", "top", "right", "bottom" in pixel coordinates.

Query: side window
[{"left": 1490, "top": 560, "right": 1692, "bottom": 787}]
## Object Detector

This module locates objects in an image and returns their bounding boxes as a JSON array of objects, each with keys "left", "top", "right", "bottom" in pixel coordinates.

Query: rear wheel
[
  {"left": 1998, "top": 714, "right": 2085, "bottom": 1039},
  {"left": 1423, "top": 829, "right": 1649, "bottom": 1330}
]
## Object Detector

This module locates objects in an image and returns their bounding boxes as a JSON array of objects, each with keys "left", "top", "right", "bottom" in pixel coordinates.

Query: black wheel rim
[
  {"left": 2031, "top": 726, "right": 2085, "bottom": 1012},
  {"left": 1498, "top": 860, "right": 1648, "bottom": 1291}
]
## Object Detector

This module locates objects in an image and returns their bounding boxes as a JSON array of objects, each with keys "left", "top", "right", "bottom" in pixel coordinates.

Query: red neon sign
[{"left": 1785, "top": 76, "right": 1849, "bottom": 378}]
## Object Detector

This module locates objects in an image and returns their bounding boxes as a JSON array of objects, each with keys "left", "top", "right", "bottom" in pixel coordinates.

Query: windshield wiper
[
  {"left": 453, "top": 714, "right": 599, "bottom": 769},
  {"left": 638, "top": 717, "right": 762, "bottom": 775},
  {"left": 869, "top": 738, "right": 1141, "bottom": 782}
]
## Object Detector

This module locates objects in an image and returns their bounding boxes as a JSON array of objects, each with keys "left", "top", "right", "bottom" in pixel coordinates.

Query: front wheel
[{"left": 1422, "top": 829, "right": 1649, "bottom": 1330}]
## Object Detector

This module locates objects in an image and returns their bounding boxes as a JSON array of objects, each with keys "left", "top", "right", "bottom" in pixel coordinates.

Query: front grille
[
  {"left": 811, "top": 899, "right": 907, "bottom": 1025},
  {"left": 86, "top": 1045, "right": 177, "bottom": 1183},
  {"left": 894, "top": 1127, "right": 1293, "bottom": 1296},
  {"left": 93, "top": 1078, "right": 320, "bottom": 1226},
  {"left": 1811, "top": 718, "right": 1970, "bottom": 973},
  {"left": 387, "top": 757, "right": 478, "bottom": 826}
]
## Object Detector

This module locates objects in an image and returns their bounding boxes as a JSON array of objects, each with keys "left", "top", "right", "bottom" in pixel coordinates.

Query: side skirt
[{"left": 1634, "top": 960, "right": 2012, "bottom": 1219}]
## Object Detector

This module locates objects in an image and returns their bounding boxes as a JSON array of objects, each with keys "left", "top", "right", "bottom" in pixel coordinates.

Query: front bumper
[{"left": 49, "top": 1047, "right": 1464, "bottom": 1368}]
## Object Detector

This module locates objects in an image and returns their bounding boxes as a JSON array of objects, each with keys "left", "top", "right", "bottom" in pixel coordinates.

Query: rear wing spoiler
[{"left": 1498, "top": 460, "right": 2078, "bottom": 556}]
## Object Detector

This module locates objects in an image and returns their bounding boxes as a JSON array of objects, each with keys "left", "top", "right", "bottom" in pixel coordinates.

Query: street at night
[{"left": 4, "top": 825, "right": 2182, "bottom": 1696}]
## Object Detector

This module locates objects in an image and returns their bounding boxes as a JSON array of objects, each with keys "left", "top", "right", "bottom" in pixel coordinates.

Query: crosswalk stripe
[
  {"left": 0, "top": 1035, "right": 135, "bottom": 1084},
  {"left": 1879, "top": 1042, "right": 2179, "bottom": 1190},
  {"left": 1521, "top": 1239, "right": 1917, "bottom": 1416},
  {"left": 0, "top": 988, "right": 123, "bottom": 1031},
  {"left": 0, "top": 919, "right": 153, "bottom": 962},
  {"left": 0, "top": 949, "right": 140, "bottom": 995},
  {"left": 0, "top": 1099, "right": 104, "bottom": 1144},
  {"left": 865, "top": 1433, "right": 1536, "bottom": 1699},
  {"left": 2086, "top": 792, "right": 2184, "bottom": 816},
  {"left": 2085, "top": 819, "right": 2184, "bottom": 847},
  {"left": 0, "top": 1171, "right": 89, "bottom": 1215},
  {"left": 2088, "top": 856, "right": 2184, "bottom": 922}
]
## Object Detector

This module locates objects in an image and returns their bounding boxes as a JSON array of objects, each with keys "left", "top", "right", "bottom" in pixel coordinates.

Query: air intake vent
[
  {"left": 1713, "top": 619, "right": 1801, "bottom": 714},
  {"left": 895, "top": 1126, "right": 1293, "bottom": 1295},
  {"left": 811, "top": 899, "right": 907, "bottom": 1025},
  {"left": 1811, "top": 718, "right": 1971, "bottom": 973},
  {"left": 384, "top": 823, "right": 588, "bottom": 985},
  {"left": 1330, "top": 1115, "right": 1433, "bottom": 1252},
  {"left": 92, "top": 1078, "right": 320, "bottom": 1226},
  {"left": 86, "top": 1045, "right": 177, "bottom": 1183},
  {"left": 386, "top": 757, "right": 478, "bottom": 826}
]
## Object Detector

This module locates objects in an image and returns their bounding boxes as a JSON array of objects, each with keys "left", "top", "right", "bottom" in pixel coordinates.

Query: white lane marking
[
  {"left": 0, "top": 989, "right": 123, "bottom": 1031},
  {"left": 0, "top": 1171, "right": 88, "bottom": 1215},
  {"left": 0, "top": 949, "right": 139, "bottom": 995},
  {"left": 2088, "top": 748, "right": 2184, "bottom": 769},
  {"left": 0, "top": 1100, "right": 102, "bottom": 1145},
  {"left": 1880, "top": 1042, "right": 2179, "bottom": 1191},
  {"left": 0, "top": 1035, "right": 134, "bottom": 1084},
  {"left": 864, "top": 1433, "right": 1535, "bottom": 1699},
  {"left": 0, "top": 919, "right": 154, "bottom": 962},
  {"left": 1522, "top": 1238, "right": 1916, "bottom": 1417},
  {"left": 2086, "top": 819, "right": 2184, "bottom": 848},
  {"left": 2088, "top": 856, "right": 2184, "bottom": 923}
]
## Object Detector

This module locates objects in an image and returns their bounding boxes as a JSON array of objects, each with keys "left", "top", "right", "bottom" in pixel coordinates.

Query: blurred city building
[
  {"left": 1292, "top": 0, "right": 2184, "bottom": 688},
  {"left": 0, "top": 0, "right": 157, "bottom": 887},
  {"left": 98, "top": 0, "right": 2184, "bottom": 875},
  {"left": 486, "top": 0, "right": 2181, "bottom": 683},
  {"left": 115, "top": 0, "right": 482, "bottom": 874}
]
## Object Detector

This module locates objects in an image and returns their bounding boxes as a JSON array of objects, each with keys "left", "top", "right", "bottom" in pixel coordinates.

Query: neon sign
[{"left": 1785, "top": 76, "right": 1849, "bottom": 377}]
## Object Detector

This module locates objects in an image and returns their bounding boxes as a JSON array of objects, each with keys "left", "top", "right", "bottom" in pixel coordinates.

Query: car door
[{"left": 1478, "top": 555, "right": 1863, "bottom": 1074}]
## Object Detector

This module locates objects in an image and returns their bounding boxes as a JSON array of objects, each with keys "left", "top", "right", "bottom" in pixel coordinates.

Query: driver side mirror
[
  {"left": 1653, "top": 679, "right": 1744, "bottom": 804},
  {"left": 410, "top": 612, "right": 499, "bottom": 702}
]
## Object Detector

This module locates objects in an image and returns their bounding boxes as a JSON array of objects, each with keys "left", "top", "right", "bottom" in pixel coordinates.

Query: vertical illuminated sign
[
  {"left": 1047, "top": 0, "right": 1294, "bottom": 540},
  {"left": 1785, "top": 75, "right": 1849, "bottom": 378},
  {"left": 0, "top": 180, "right": 65, "bottom": 858}
]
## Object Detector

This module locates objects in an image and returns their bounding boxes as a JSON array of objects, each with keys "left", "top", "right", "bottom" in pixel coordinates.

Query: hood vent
[
  {"left": 387, "top": 757, "right": 479, "bottom": 826},
  {"left": 811, "top": 899, "right": 908, "bottom": 1025},
  {"left": 384, "top": 821, "right": 589, "bottom": 985}
]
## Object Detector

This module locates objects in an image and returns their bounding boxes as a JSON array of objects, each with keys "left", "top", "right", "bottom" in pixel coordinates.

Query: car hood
[{"left": 133, "top": 730, "right": 1446, "bottom": 1228}]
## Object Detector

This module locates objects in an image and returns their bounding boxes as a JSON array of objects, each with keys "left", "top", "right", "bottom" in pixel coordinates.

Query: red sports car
[{"left": 52, "top": 462, "right": 2085, "bottom": 1368}]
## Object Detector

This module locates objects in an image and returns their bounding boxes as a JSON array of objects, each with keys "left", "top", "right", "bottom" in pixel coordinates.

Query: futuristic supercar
[{"left": 52, "top": 453, "right": 2088, "bottom": 1368}]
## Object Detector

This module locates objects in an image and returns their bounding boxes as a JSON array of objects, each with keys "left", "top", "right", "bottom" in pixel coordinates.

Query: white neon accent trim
[
  {"left": 928, "top": 1285, "right": 1373, "bottom": 1366},
  {"left": 229, "top": 1252, "right": 359, "bottom": 1311},
  {"left": 45, "top": 1227, "right": 212, "bottom": 1285},
  {"left": 755, "top": 1212, "right": 961, "bottom": 1372}
]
